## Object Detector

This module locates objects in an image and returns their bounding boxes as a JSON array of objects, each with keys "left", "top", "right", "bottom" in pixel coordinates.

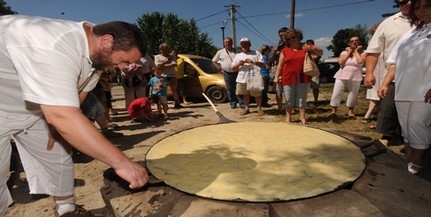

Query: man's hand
[
  {"left": 114, "top": 160, "right": 149, "bottom": 189},
  {"left": 378, "top": 85, "right": 388, "bottom": 99},
  {"left": 363, "top": 74, "right": 376, "bottom": 89},
  {"left": 424, "top": 89, "right": 431, "bottom": 103},
  {"left": 47, "top": 125, "right": 73, "bottom": 153}
]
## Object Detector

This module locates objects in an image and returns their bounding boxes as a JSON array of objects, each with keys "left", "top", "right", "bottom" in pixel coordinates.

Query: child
[
  {"left": 148, "top": 65, "right": 169, "bottom": 119},
  {"left": 128, "top": 95, "right": 159, "bottom": 123}
]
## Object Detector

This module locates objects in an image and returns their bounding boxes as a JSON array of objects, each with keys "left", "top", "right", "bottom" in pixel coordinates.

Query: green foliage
[
  {"left": 0, "top": 0, "right": 17, "bottom": 15},
  {"left": 327, "top": 24, "right": 369, "bottom": 57},
  {"left": 136, "top": 12, "right": 217, "bottom": 58}
]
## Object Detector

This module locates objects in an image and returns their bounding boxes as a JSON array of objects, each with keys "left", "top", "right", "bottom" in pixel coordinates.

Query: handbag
[
  {"left": 246, "top": 66, "right": 264, "bottom": 92},
  {"left": 303, "top": 52, "right": 320, "bottom": 77}
]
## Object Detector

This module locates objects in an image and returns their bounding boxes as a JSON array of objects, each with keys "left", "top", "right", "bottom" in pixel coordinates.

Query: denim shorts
[{"left": 81, "top": 92, "right": 105, "bottom": 120}]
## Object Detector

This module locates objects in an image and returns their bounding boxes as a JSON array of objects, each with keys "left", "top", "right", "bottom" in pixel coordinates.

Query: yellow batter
[{"left": 146, "top": 122, "right": 365, "bottom": 202}]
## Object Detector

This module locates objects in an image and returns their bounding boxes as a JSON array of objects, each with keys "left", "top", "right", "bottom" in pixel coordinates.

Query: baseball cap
[{"left": 240, "top": 37, "right": 250, "bottom": 43}]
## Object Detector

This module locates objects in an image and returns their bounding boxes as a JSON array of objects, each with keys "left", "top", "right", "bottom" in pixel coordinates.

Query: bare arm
[
  {"left": 232, "top": 60, "right": 244, "bottom": 71},
  {"left": 377, "top": 64, "right": 395, "bottom": 99},
  {"left": 363, "top": 53, "right": 379, "bottom": 88},
  {"left": 41, "top": 105, "right": 148, "bottom": 188},
  {"left": 338, "top": 49, "right": 351, "bottom": 67},
  {"left": 303, "top": 44, "right": 323, "bottom": 60},
  {"left": 212, "top": 61, "right": 223, "bottom": 73},
  {"left": 273, "top": 52, "right": 285, "bottom": 84},
  {"left": 353, "top": 46, "right": 365, "bottom": 64}
]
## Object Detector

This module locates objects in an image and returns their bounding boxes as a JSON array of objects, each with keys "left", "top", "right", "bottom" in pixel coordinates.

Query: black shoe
[
  {"left": 262, "top": 103, "right": 272, "bottom": 108},
  {"left": 174, "top": 103, "right": 183, "bottom": 109},
  {"left": 55, "top": 205, "right": 95, "bottom": 217},
  {"left": 101, "top": 130, "right": 123, "bottom": 138}
]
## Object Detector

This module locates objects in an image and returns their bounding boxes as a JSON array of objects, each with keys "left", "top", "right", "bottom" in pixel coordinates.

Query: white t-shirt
[
  {"left": 154, "top": 54, "right": 177, "bottom": 77},
  {"left": 0, "top": 15, "right": 96, "bottom": 121},
  {"left": 140, "top": 54, "right": 155, "bottom": 74},
  {"left": 232, "top": 50, "right": 263, "bottom": 83},
  {"left": 212, "top": 48, "right": 236, "bottom": 72},
  {"left": 387, "top": 24, "right": 431, "bottom": 101},
  {"left": 365, "top": 12, "right": 412, "bottom": 65}
]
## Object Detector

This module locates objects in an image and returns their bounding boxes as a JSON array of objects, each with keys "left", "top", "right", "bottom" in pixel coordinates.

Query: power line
[
  {"left": 234, "top": 10, "right": 273, "bottom": 45},
  {"left": 195, "top": 9, "right": 229, "bottom": 22},
  {"left": 243, "top": 0, "right": 375, "bottom": 19}
]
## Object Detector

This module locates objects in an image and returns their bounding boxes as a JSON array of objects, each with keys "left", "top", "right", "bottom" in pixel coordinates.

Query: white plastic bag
[{"left": 246, "top": 66, "right": 264, "bottom": 92}]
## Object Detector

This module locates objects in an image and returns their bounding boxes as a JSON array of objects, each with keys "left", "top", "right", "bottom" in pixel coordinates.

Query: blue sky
[{"left": 7, "top": 0, "right": 399, "bottom": 58}]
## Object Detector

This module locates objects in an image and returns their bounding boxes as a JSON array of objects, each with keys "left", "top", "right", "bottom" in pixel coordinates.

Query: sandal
[
  {"left": 108, "top": 123, "right": 120, "bottom": 129},
  {"left": 407, "top": 162, "right": 422, "bottom": 174},
  {"left": 361, "top": 118, "right": 371, "bottom": 123},
  {"left": 347, "top": 114, "right": 356, "bottom": 120}
]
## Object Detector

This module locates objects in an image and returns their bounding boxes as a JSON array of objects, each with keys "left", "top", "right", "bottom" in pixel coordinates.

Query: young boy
[
  {"left": 148, "top": 65, "right": 169, "bottom": 119},
  {"left": 128, "top": 95, "right": 159, "bottom": 123}
]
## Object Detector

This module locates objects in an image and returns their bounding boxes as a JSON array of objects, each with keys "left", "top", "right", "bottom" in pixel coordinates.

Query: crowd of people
[{"left": 2, "top": 0, "right": 431, "bottom": 216}]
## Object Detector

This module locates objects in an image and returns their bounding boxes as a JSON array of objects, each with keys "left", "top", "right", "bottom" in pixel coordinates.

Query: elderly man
[{"left": 232, "top": 37, "right": 265, "bottom": 116}]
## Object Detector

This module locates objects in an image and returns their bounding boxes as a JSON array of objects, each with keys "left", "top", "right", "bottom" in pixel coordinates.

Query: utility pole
[
  {"left": 290, "top": 0, "right": 295, "bottom": 29},
  {"left": 220, "top": 20, "right": 228, "bottom": 47},
  {"left": 226, "top": 4, "right": 239, "bottom": 49}
]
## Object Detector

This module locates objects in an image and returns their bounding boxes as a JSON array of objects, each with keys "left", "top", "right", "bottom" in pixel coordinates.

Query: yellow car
[{"left": 170, "top": 54, "right": 227, "bottom": 103}]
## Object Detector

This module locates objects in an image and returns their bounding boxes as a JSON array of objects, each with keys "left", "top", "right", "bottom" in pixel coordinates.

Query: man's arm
[
  {"left": 377, "top": 64, "right": 395, "bottom": 99},
  {"left": 364, "top": 53, "right": 379, "bottom": 88},
  {"left": 41, "top": 105, "right": 148, "bottom": 188}
]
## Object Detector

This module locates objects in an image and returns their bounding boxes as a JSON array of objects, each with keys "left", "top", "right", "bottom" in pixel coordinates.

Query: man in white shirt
[
  {"left": 212, "top": 37, "right": 244, "bottom": 109},
  {"left": 232, "top": 37, "right": 265, "bottom": 116},
  {"left": 0, "top": 15, "right": 149, "bottom": 216},
  {"left": 363, "top": 0, "right": 412, "bottom": 145}
]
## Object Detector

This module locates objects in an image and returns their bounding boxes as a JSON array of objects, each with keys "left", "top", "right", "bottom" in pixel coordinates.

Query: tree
[
  {"left": 0, "top": 0, "right": 17, "bottom": 15},
  {"left": 136, "top": 12, "right": 217, "bottom": 58},
  {"left": 327, "top": 24, "right": 369, "bottom": 57}
]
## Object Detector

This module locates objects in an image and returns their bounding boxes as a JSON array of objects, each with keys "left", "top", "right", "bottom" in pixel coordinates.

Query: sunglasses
[
  {"left": 286, "top": 36, "right": 297, "bottom": 41},
  {"left": 398, "top": 0, "right": 410, "bottom": 6}
]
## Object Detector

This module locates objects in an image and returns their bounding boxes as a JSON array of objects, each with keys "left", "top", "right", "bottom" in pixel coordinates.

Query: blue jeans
[
  {"left": 224, "top": 72, "right": 243, "bottom": 108},
  {"left": 261, "top": 75, "right": 270, "bottom": 105}
]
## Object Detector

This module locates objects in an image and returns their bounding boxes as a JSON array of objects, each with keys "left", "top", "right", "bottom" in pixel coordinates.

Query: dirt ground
[
  {"left": 5, "top": 84, "right": 287, "bottom": 217},
  {"left": 4, "top": 84, "right": 428, "bottom": 217}
]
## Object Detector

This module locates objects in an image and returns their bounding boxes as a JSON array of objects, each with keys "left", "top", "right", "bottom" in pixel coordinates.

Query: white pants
[
  {"left": 0, "top": 117, "right": 74, "bottom": 216},
  {"left": 396, "top": 101, "right": 431, "bottom": 149},
  {"left": 330, "top": 79, "right": 362, "bottom": 108}
]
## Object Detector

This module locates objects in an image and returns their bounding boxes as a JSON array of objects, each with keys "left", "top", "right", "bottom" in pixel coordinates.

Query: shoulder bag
[{"left": 303, "top": 52, "right": 320, "bottom": 77}]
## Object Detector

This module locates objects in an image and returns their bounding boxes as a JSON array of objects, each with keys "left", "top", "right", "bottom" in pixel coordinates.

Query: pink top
[{"left": 333, "top": 51, "right": 363, "bottom": 81}]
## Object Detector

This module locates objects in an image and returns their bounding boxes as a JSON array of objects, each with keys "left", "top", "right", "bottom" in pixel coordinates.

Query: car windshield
[{"left": 190, "top": 58, "right": 219, "bottom": 74}]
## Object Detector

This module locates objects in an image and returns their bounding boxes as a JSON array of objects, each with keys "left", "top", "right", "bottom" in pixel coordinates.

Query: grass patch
[{"left": 269, "top": 82, "right": 405, "bottom": 155}]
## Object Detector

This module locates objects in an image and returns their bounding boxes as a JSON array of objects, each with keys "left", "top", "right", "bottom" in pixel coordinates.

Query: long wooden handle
[{"left": 202, "top": 93, "right": 219, "bottom": 112}]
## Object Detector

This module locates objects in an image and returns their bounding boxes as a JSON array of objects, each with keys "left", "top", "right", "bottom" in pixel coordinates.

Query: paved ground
[{"left": 5, "top": 84, "right": 431, "bottom": 217}]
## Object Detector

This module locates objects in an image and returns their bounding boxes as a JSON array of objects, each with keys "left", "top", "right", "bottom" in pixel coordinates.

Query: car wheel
[
  {"left": 320, "top": 76, "right": 328, "bottom": 84},
  {"left": 206, "top": 86, "right": 227, "bottom": 103}
]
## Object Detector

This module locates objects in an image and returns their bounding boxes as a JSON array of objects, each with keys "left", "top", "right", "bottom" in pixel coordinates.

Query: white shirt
[
  {"left": 0, "top": 15, "right": 96, "bottom": 126},
  {"left": 365, "top": 12, "right": 412, "bottom": 65},
  {"left": 154, "top": 54, "right": 177, "bottom": 77},
  {"left": 212, "top": 48, "right": 236, "bottom": 72},
  {"left": 387, "top": 24, "right": 431, "bottom": 101},
  {"left": 140, "top": 55, "right": 155, "bottom": 74},
  {"left": 232, "top": 50, "right": 263, "bottom": 83}
]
